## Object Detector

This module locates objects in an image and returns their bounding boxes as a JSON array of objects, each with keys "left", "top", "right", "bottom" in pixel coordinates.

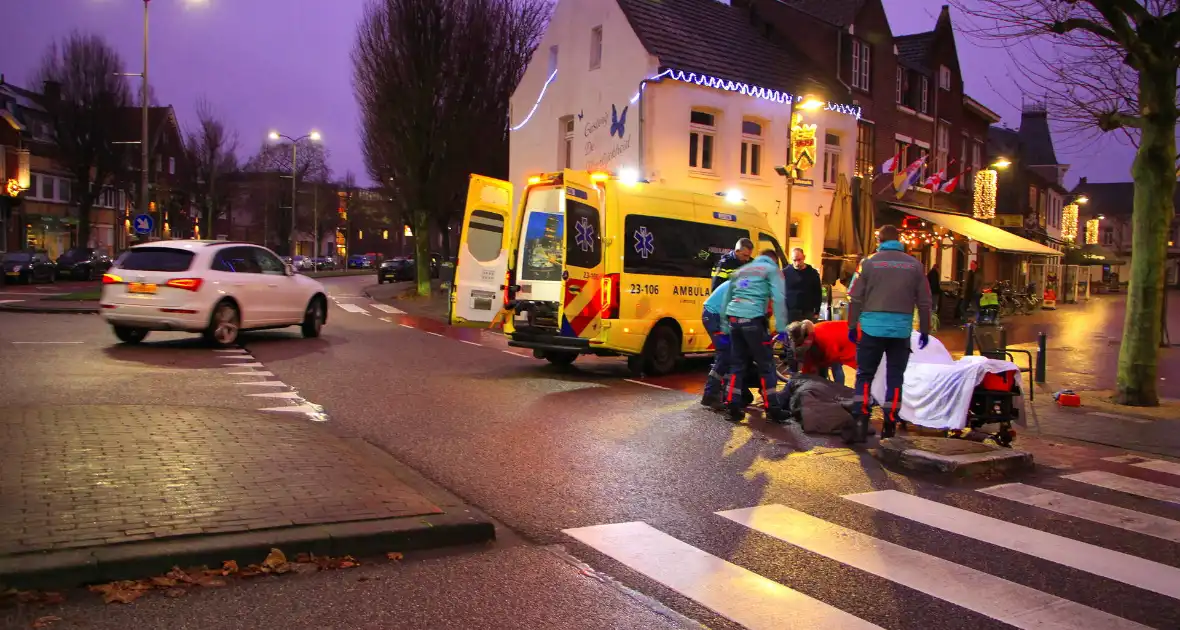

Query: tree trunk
[
  {"left": 1115, "top": 66, "right": 1177, "bottom": 406},
  {"left": 76, "top": 194, "right": 93, "bottom": 249},
  {"left": 414, "top": 212, "right": 432, "bottom": 296}
]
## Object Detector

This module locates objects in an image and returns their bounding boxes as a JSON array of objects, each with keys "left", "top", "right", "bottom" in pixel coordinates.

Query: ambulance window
[
  {"left": 759, "top": 233, "right": 786, "bottom": 265},
  {"left": 565, "top": 199, "right": 601, "bottom": 268},
  {"left": 466, "top": 210, "right": 504, "bottom": 263},
  {"left": 521, "top": 211, "right": 564, "bottom": 282},
  {"left": 624, "top": 215, "right": 747, "bottom": 278}
]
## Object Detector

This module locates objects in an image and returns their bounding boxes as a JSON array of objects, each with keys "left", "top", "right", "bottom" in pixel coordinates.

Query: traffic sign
[{"left": 133, "top": 214, "right": 154, "bottom": 235}]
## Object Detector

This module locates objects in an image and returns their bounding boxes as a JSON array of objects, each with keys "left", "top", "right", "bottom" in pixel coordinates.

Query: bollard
[
  {"left": 965, "top": 323, "right": 975, "bottom": 356},
  {"left": 998, "top": 326, "right": 1008, "bottom": 352},
  {"left": 1036, "top": 332, "right": 1047, "bottom": 384}
]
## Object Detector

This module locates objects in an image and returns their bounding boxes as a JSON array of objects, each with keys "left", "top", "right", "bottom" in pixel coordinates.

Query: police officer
[
  {"left": 845, "top": 224, "right": 933, "bottom": 443},
  {"left": 721, "top": 248, "right": 790, "bottom": 423},
  {"left": 711, "top": 238, "right": 755, "bottom": 290}
]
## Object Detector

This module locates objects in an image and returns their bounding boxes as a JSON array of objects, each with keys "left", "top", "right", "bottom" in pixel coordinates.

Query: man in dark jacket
[
  {"left": 711, "top": 238, "right": 754, "bottom": 290},
  {"left": 845, "top": 224, "right": 932, "bottom": 444},
  {"left": 783, "top": 247, "right": 822, "bottom": 323}
]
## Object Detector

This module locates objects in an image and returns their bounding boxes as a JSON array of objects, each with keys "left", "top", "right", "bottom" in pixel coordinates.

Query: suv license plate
[{"left": 128, "top": 283, "right": 157, "bottom": 294}]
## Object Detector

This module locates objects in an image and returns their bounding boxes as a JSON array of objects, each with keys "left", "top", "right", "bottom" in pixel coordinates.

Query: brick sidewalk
[
  {"left": 1023, "top": 390, "right": 1180, "bottom": 459},
  {"left": 0, "top": 406, "right": 469, "bottom": 564}
]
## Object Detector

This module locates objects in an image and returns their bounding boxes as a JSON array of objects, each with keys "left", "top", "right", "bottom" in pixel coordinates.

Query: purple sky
[{"left": 1, "top": 0, "right": 1137, "bottom": 188}]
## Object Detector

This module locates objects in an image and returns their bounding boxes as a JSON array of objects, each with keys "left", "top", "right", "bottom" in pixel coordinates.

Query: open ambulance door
[
  {"left": 450, "top": 174, "right": 513, "bottom": 326},
  {"left": 557, "top": 170, "right": 606, "bottom": 339}
]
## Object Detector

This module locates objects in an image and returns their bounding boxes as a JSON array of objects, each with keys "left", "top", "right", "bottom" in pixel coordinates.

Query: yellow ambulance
[{"left": 449, "top": 169, "right": 784, "bottom": 375}]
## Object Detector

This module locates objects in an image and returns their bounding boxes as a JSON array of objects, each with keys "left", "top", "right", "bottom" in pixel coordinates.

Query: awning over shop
[{"left": 896, "top": 207, "right": 1062, "bottom": 256}]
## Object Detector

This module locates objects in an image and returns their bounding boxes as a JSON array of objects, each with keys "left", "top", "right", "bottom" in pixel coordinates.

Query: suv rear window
[{"left": 115, "top": 247, "right": 195, "bottom": 272}]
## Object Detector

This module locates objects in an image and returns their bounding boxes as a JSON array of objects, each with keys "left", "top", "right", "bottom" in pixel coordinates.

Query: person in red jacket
[{"left": 787, "top": 320, "right": 858, "bottom": 386}]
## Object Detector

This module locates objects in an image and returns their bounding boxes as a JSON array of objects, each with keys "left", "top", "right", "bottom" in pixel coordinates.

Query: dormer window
[
  {"left": 939, "top": 65, "right": 952, "bottom": 90},
  {"left": 851, "top": 38, "right": 871, "bottom": 91}
]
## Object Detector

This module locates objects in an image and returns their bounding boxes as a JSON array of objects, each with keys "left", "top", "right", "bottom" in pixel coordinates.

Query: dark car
[
  {"left": 55, "top": 247, "right": 112, "bottom": 281},
  {"left": 377, "top": 258, "right": 415, "bottom": 284},
  {"left": 348, "top": 254, "right": 377, "bottom": 269},
  {"left": 2, "top": 251, "right": 56, "bottom": 284}
]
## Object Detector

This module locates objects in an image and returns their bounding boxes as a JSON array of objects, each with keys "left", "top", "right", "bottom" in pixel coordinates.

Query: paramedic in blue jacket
[
  {"left": 700, "top": 280, "right": 732, "bottom": 409},
  {"left": 845, "top": 224, "right": 933, "bottom": 443},
  {"left": 721, "top": 248, "right": 790, "bottom": 423}
]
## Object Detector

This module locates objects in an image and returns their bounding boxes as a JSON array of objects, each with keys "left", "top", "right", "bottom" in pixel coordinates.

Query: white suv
[{"left": 100, "top": 240, "right": 328, "bottom": 346}]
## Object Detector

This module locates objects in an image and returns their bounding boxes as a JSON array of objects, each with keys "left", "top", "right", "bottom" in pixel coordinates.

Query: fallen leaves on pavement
[
  {"left": 88, "top": 580, "right": 153, "bottom": 605},
  {"left": 31, "top": 615, "right": 62, "bottom": 628},
  {"left": 386, "top": 552, "right": 404, "bottom": 562},
  {"left": 0, "top": 589, "right": 65, "bottom": 609}
]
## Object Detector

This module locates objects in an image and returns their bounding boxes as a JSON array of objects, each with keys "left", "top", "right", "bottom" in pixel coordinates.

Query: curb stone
[
  {"left": 0, "top": 301, "right": 99, "bottom": 314},
  {"left": 874, "top": 436, "right": 1035, "bottom": 478}
]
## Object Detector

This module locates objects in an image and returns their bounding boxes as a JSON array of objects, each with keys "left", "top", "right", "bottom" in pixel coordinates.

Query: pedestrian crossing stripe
[
  {"left": 845, "top": 489, "right": 1180, "bottom": 600},
  {"left": 337, "top": 303, "right": 369, "bottom": 314},
  {"left": 980, "top": 482, "right": 1180, "bottom": 543},
  {"left": 1063, "top": 470, "right": 1180, "bottom": 504},
  {"left": 1103, "top": 455, "right": 1180, "bottom": 477},
  {"left": 718, "top": 504, "right": 1148, "bottom": 630}
]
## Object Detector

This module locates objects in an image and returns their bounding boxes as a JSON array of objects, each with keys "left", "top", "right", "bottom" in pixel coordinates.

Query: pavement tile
[{"left": 0, "top": 405, "right": 444, "bottom": 557}]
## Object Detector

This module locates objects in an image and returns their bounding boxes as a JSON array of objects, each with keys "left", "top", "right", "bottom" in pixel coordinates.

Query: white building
[{"left": 508, "top": 0, "right": 863, "bottom": 260}]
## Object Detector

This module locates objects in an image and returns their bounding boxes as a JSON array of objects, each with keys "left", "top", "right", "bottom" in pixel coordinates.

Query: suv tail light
[
  {"left": 165, "top": 278, "right": 203, "bottom": 292},
  {"left": 102, "top": 273, "right": 123, "bottom": 284},
  {"left": 602, "top": 273, "right": 620, "bottom": 319}
]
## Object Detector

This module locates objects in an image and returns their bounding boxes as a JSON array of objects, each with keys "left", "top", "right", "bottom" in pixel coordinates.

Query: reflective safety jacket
[{"left": 711, "top": 251, "right": 745, "bottom": 290}]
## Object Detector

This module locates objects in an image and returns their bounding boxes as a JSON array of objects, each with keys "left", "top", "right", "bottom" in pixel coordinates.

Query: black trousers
[{"left": 852, "top": 333, "right": 911, "bottom": 422}]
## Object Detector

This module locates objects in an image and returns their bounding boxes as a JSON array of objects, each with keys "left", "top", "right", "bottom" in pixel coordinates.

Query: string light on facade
[
  {"left": 1062, "top": 203, "right": 1079, "bottom": 242},
  {"left": 973, "top": 169, "right": 997, "bottom": 219},
  {"left": 1085, "top": 218, "right": 1099, "bottom": 245}
]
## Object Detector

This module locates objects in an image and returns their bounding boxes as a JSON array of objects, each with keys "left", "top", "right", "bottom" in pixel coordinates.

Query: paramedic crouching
[
  {"left": 700, "top": 280, "right": 733, "bottom": 410},
  {"left": 721, "top": 249, "right": 790, "bottom": 424},
  {"left": 845, "top": 225, "right": 932, "bottom": 444}
]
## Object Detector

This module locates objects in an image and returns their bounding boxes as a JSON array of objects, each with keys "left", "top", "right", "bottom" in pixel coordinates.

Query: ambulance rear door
[
  {"left": 557, "top": 170, "right": 606, "bottom": 339},
  {"left": 450, "top": 174, "right": 513, "bottom": 326}
]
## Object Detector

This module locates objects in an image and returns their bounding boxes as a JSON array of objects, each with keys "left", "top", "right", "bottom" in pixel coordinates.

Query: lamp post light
[{"left": 267, "top": 130, "right": 321, "bottom": 256}]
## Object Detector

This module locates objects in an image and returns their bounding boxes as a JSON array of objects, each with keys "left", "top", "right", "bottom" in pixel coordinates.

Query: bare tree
[
  {"left": 243, "top": 140, "right": 331, "bottom": 255},
  {"left": 183, "top": 98, "right": 239, "bottom": 239},
  {"left": 352, "top": 0, "right": 548, "bottom": 296},
  {"left": 34, "top": 32, "right": 133, "bottom": 249},
  {"left": 952, "top": 0, "right": 1179, "bottom": 407}
]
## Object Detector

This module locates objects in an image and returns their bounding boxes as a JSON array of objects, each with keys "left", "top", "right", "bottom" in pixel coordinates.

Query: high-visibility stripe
[
  {"left": 562, "top": 522, "right": 882, "bottom": 630},
  {"left": 979, "top": 483, "right": 1180, "bottom": 544},
  {"left": 719, "top": 504, "right": 1150, "bottom": 630},
  {"left": 844, "top": 489, "right": 1180, "bottom": 600},
  {"left": 1063, "top": 470, "right": 1180, "bottom": 504}
]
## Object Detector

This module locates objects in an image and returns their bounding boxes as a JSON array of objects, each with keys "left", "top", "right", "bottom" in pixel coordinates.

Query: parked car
[
  {"left": 312, "top": 256, "right": 334, "bottom": 271},
  {"left": 291, "top": 255, "right": 315, "bottom": 272},
  {"left": 377, "top": 258, "right": 415, "bottom": 283},
  {"left": 55, "top": 247, "right": 113, "bottom": 281},
  {"left": 3, "top": 250, "right": 56, "bottom": 284},
  {"left": 348, "top": 254, "right": 376, "bottom": 269},
  {"left": 99, "top": 240, "right": 328, "bottom": 346}
]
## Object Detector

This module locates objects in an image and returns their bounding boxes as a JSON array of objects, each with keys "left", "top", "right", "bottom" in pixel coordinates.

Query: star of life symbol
[
  {"left": 633, "top": 226, "right": 654, "bottom": 259},
  {"left": 575, "top": 217, "right": 595, "bottom": 253}
]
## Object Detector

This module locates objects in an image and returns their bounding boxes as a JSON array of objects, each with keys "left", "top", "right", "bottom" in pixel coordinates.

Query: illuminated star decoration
[
  {"left": 575, "top": 217, "right": 595, "bottom": 252},
  {"left": 633, "top": 226, "right": 654, "bottom": 258}
]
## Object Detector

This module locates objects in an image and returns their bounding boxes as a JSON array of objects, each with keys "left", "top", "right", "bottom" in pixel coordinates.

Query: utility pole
[{"left": 141, "top": 1, "right": 151, "bottom": 240}]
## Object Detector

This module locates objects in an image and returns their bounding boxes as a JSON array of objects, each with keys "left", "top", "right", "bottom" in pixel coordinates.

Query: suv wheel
[
  {"left": 302, "top": 297, "right": 325, "bottom": 338},
  {"left": 205, "top": 301, "right": 241, "bottom": 347},
  {"left": 113, "top": 325, "right": 148, "bottom": 344}
]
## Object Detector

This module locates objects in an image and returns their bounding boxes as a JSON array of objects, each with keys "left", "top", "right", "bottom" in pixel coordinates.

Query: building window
[
  {"left": 919, "top": 76, "right": 929, "bottom": 114},
  {"left": 740, "top": 119, "right": 763, "bottom": 177},
  {"left": 939, "top": 65, "right": 951, "bottom": 90},
  {"left": 689, "top": 110, "right": 716, "bottom": 172},
  {"left": 169, "top": 157, "right": 176, "bottom": 175},
  {"left": 895, "top": 140, "right": 910, "bottom": 168},
  {"left": 58, "top": 178, "right": 71, "bottom": 202},
  {"left": 851, "top": 38, "right": 871, "bottom": 91},
  {"left": 1102, "top": 227, "right": 1114, "bottom": 246},
  {"left": 560, "top": 116, "right": 574, "bottom": 169},
  {"left": 589, "top": 26, "right": 603, "bottom": 70},
  {"left": 935, "top": 123, "right": 950, "bottom": 174},
  {"left": 970, "top": 141, "right": 982, "bottom": 191},
  {"left": 823, "top": 133, "right": 842, "bottom": 188},
  {"left": 895, "top": 66, "right": 904, "bottom": 103},
  {"left": 855, "top": 120, "right": 874, "bottom": 177},
  {"left": 547, "top": 45, "right": 558, "bottom": 75},
  {"left": 41, "top": 175, "right": 53, "bottom": 200}
]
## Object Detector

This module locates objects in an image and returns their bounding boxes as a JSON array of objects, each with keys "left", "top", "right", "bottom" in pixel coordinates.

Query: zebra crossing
[
  {"left": 330, "top": 297, "right": 405, "bottom": 316},
  {"left": 564, "top": 456, "right": 1180, "bottom": 629}
]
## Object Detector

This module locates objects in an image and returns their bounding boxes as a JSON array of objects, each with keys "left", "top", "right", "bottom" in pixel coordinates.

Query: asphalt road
[{"left": 3, "top": 275, "right": 1180, "bottom": 629}]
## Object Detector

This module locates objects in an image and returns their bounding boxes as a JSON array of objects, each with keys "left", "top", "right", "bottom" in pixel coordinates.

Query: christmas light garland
[
  {"left": 973, "top": 169, "right": 997, "bottom": 219},
  {"left": 1085, "top": 218, "right": 1099, "bottom": 245},
  {"left": 1062, "top": 203, "right": 1079, "bottom": 242}
]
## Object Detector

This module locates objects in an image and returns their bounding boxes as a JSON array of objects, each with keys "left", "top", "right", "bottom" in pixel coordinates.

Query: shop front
[{"left": 23, "top": 213, "right": 77, "bottom": 259}]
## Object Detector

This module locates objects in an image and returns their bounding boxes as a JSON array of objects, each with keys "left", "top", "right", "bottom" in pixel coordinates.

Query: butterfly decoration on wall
[
  {"left": 577, "top": 110, "right": 584, "bottom": 121},
  {"left": 610, "top": 104, "right": 628, "bottom": 138}
]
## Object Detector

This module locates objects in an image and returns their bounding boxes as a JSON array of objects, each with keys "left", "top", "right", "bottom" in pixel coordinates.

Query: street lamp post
[
  {"left": 141, "top": 0, "right": 150, "bottom": 239},
  {"left": 268, "top": 130, "right": 320, "bottom": 255},
  {"left": 775, "top": 95, "right": 823, "bottom": 251}
]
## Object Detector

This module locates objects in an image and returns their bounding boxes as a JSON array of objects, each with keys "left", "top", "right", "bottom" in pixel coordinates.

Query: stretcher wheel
[{"left": 993, "top": 424, "right": 1015, "bottom": 448}]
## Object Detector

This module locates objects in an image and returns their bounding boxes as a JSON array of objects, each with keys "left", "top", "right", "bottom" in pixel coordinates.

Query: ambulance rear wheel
[
  {"left": 644, "top": 324, "right": 681, "bottom": 376},
  {"left": 544, "top": 352, "right": 577, "bottom": 367}
]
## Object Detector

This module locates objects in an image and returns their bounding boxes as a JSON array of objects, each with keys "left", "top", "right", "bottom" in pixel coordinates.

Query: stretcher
[{"left": 870, "top": 332, "right": 1023, "bottom": 447}]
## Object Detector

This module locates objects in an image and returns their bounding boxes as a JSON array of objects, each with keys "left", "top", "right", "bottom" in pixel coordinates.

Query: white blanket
[{"left": 870, "top": 332, "right": 1021, "bottom": 430}]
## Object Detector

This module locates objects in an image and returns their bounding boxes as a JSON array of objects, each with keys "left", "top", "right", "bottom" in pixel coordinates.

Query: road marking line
[
  {"left": 248, "top": 391, "right": 301, "bottom": 399},
  {"left": 337, "top": 303, "right": 368, "bottom": 314},
  {"left": 235, "top": 381, "right": 289, "bottom": 387},
  {"left": 562, "top": 521, "right": 880, "bottom": 630},
  {"left": 624, "top": 379, "right": 671, "bottom": 390},
  {"left": 844, "top": 489, "right": 1180, "bottom": 600},
  {"left": 224, "top": 362, "right": 264, "bottom": 368},
  {"left": 1090, "top": 412, "right": 1150, "bottom": 424},
  {"left": 502, "top": 350, "right": 530, "bottom": 358},
  {"left": 719, "top": 504, "right": 1147, "bottom": 630},
  {"left": 372, "top": 304, "right": 405, "bottom": 314},
  {"left": 12, "top": 341, "right": 85, "bottom": 344},
  {"left": 459, "top": 340, "right": 482, "bottom": 347},
  {"left": 1062, "top": 470, "right": 1180, "bottom": 504},
  {"left": 399, "top": 324, "right": 415, "bottom": 329},
  {"left": 979, "top": 483, "right": 1180, "bottom": 544},
  {"left": 1103, "top": 455, "right": 1152, "bottom": 464},
  {"left": 1103, "top": 456, "right": 1180, "bottom": 478},
  {"left": 0, "top": 299, "right": 24, "bottom": 304},
  {"left": 214, "top": 348, "right": 248, "bottom": 353},
  {"left": 259, "top": 404, "right": 321, "bottom": 414},
  {"left": 219, "top": 355, "right": 256, "bottom": 360},
  {"left": 379, "top": 317, "right": 392, "bottom": 323},
  {"left": 228, "top": 370, "right": 273, "bottom": 376}
]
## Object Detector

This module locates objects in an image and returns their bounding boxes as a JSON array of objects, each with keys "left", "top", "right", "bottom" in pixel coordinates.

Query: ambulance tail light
[{"left": 602, "top": 273, "right": 621, "bottom": 319}]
